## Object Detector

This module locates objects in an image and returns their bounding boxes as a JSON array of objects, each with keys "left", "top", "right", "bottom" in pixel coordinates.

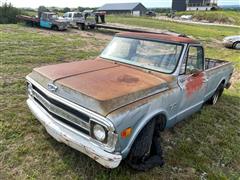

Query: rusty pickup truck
[{"left": 26, "top": 32, "right": 233, "bottom": 170}]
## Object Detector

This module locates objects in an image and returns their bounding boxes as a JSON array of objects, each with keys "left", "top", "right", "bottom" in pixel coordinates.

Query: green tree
[
  {"left": 38, "top": 6, "right": 48, "bottom": 12},
  {"left": 0, "top": 2, "right": 21, "bottom": 24},
  {"left": 63, "top": 7, "right": 71, "bottom": 13}
]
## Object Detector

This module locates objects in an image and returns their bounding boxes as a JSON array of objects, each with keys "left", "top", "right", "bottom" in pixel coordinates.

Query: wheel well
[
  {"left": 52, "top": 25, "right": 58, "bottom": 29},
  {"left": 233, "top": 41, "right": 240, "bottom": 48},
  {"left": 126, "top": 113, "right": 167, "bottom": 155},
  {"left": 220, "top": 79, "right": 225, "bottom": 86},
  {"left": 152, "top": 113, "right": 167, "bottom": 131}
]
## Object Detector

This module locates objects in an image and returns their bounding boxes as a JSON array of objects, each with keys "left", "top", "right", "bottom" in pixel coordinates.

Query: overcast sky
[{"left": 1, "top": 0, "right": 239, "bottom": 8}]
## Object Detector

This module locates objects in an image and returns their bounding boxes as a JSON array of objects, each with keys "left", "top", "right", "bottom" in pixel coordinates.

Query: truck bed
[
  {"left": 205, "top": 58, "right": 230, "bottom": 70},
  {"left": 16, "top": 15, "right": 40, "bottom": 23}
]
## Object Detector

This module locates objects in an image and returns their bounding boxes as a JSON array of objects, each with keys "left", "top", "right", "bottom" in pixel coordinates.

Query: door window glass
[{"left": 185, "top": 46, "right": 203, "bottom": 74}]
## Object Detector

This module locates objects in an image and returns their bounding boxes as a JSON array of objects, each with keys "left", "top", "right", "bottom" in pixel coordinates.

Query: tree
[
  {"left": 0, "top": 2, "right": 21, "bottom": 24},
  {"left": 63, "top": 7, "right": 71, "bottom": 13},
  {"left": 38, "top": 6, "right": 48, "bottom": 12}
]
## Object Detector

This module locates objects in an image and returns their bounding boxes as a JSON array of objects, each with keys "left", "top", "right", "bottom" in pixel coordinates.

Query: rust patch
[
  {"left": 117, "top": 32, "right": 199, "bottom": 44},
  {"left": 57, "top": 65, "right": 167, "bottom": 101},
  {"left": 186, "top": 73, "right": 204, "bottom": 96},
  {"left": 117, "top": 74, "right": 139, "bottom": 83},
  {"left": 34, "top": 58, "right": 118, "bottom": 81}
]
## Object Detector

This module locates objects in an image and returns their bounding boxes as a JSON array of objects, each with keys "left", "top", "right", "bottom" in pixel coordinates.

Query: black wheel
[
  {"left": 52, "top": 25, "right": 59, "bottom": 31},
  {"left": 89, "top": 25, "right": 95, "bottom": 30},
  {"left": 233, "top": 41, "right": 240, "bottom": 50},
  {"left": 127, "top": 118, "right": 164, "bottom": 171},
  {"left": 208, "top": 83, "right": 224, "bottom": 105},
  {"left": 78, "top": 24, "right": 85, "bottom": 30}
]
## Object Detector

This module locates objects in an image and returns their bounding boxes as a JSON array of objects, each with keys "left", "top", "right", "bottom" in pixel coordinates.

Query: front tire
[
  {"left": 127, "top": 119, "right": 164, "bottom": 171},
  {"left": 78, "top": 24, "right": 85, "bottom": 30},
  {"left": 52, "top": 25, "right": 59, "bottom": 31}
]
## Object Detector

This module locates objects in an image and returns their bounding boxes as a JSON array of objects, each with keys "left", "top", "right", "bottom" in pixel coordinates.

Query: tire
[
  {"left": 233, "top": 41, "right": 240, "bottom": 50},
  {"left": 208, "top": 83, "right": 224, "bottom": 105},
  {"left": 78, "top": 24, "right": 85, "bottom": 30},
  {"left": 52, "top": 25, "right": 59, "bottom": 31},
  {"left": 127, "top": 118, "right": 164, "bottom": 171},
  {"left": 89, "top": 25, "right": 95, "bottom": 30}
]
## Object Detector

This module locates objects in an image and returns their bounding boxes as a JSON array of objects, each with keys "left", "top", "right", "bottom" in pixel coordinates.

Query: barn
[
  {"left": 98, "top": 2, "right": 147, "bottom": 16},
  {"left": 172, "top": 0, "right": 218, "bottom": 11}
]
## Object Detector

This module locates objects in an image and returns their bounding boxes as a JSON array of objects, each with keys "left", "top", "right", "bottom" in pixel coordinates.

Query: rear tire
[
  {"left": 208, "top": 83, "right": 224, "bottom": 105},
  {"left": 89, "top": 25, "right": 95, "bottom": 30},
  {"left": 127, "top": 118, "right": 164, "bottom": 171},
  {"left": 78, "top": 24, "right": 85, "bottom": 30}
]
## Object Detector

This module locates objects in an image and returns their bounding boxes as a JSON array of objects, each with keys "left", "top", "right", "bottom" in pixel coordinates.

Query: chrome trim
[
  {"left": 32, "top": 88, "right": 90, "bottom": 131},
  {"left": 27, "top": 98, "right": 122, "bottom": 168},
  {"left": 26, "top": 76, "right": 115, "bottom": 131},
  {"left": 26, "top": 75, "right": 118, "bottom": 152}
]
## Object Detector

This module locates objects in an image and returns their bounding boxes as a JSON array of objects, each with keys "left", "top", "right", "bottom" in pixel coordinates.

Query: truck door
[
  {"left": 40, "top": 13, "right": 52, "bottom": 28},
  {"left": 177, "top": 45, "right": 207, "bottom": 121}
]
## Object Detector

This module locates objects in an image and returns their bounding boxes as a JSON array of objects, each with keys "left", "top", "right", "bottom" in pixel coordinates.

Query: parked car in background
[
  {"left": 17, "top": 12, "right": 69, "bottom": 31},
  {"left": 146, "top": 11, "right": 156, "bottom": 17},
  {"left": 63, "top": 11, "right": 96, "bottom": 30},
  {"left": 63, "top": 12, "right": 83, "bottom": 27},
  {"left": 26, "top": 32, "right": 233, "bottom": 170},
  {"left": 223, "top": 35, "right": 240, "bottom": 49}
]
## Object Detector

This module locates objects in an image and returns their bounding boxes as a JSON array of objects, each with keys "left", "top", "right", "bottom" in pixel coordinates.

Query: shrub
[{"left": 0, "top": 2, "right": 21, "bottom": 24}]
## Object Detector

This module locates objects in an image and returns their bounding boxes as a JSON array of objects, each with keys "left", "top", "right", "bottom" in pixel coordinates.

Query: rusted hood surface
[{"left": 31, "top": 59, "right": 170, "bottom": 116}]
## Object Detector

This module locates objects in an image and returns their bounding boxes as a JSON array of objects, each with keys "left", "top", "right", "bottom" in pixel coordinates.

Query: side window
[
  {"left": 42, "top": 13, "right": 47, "bottom": 20},
  {"left": 69, "top": 13, "right": 72, "bottom": 18},
  {"left": 181, "top": 46, "right": 204, "bottom": 74}
]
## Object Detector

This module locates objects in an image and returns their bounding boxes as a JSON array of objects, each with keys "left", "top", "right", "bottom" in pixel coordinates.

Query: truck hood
[
  {"left": 29, "top": 59, "right": 170, "bottom": 116},
  {"left": 54, "top": 19, "right": 69, "bottom": 24}
]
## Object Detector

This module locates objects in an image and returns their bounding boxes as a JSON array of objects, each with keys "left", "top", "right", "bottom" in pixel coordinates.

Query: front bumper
[{"left": 27, "top": 98, "right": 122, "bottom": 168}]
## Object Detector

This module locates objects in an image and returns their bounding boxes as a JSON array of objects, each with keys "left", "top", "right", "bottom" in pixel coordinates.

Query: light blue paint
[{"left": 40, "top": 19, "right": 52, "bottom": 29}]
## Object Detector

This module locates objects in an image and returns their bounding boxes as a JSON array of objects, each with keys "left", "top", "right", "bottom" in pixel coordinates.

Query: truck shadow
[{"left": 47, "top": 92, "right": 240, "bottom": 178}]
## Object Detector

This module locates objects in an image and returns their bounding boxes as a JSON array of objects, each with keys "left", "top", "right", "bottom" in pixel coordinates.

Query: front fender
[
  {"left": 107, "top": 103, "right": 169, "bottom": 159},
  {"left": 120, "top": 109, "right": 168, "bottom": 158}
]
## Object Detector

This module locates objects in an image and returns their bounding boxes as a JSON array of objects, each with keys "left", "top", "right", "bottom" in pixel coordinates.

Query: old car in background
[
  {"left": 17, "top": 12, "right": 69, "bottom": 31},
  {"left": 26, "top": 32, "right": 233, "bottom": 170},
  {"left": 223, "top": 35, "right": 240, "bottom": 49},
  {"left": 146, "top": 11, "right": 156, "bottom": 17},
  {"left": 63, "top": 11, "right": 96, "bottom": 30}
]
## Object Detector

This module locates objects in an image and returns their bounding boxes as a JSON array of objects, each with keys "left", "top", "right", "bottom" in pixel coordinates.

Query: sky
[{"left": 1, "top": 0, "right": 239, "bottom": 8}]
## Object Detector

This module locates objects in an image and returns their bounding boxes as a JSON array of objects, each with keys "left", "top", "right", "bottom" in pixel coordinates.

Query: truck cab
[
  {"left": 63, "top": 12, "right": 83, "bottom": 27},
  {"left": 40, "top": 12, "right": 69, "bottom": 31}
]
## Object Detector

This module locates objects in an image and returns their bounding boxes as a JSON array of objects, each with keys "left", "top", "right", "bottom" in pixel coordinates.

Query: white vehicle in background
[
  {"left": 63, "top": 12, "right": 83, "bottom": 27},
  {"left": 223, "top": 35, "right": 240, "bottom": 50},
  {"left": 63, "top": 11, "right": 96, "bottom": 30}
]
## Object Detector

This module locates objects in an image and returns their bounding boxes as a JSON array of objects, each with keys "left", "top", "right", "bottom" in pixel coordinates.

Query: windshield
[{"left": 101, "top": 37, "right": 183, "bottom": 74}]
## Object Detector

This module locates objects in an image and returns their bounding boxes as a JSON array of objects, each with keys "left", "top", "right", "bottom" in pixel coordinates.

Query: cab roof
[{"left": 116, "top": 32, "right": 200, "bottom": 44}]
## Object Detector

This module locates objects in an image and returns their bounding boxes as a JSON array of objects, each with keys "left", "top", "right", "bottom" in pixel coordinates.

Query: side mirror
[
  {"left": 186, "top": 66, "right": 201, "bottom": 76},
  {"left": 190, "top": 68, "right": 201, "bottom": 76}
]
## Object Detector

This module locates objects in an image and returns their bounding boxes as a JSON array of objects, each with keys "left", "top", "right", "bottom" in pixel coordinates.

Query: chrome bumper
[{"left": 27, "top": 98, "right": 122, "bottom": 168}]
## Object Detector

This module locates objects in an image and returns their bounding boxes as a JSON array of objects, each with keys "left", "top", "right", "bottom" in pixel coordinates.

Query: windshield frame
[{"left": 100, "top": 36, "right": 185, "bottom": 74}]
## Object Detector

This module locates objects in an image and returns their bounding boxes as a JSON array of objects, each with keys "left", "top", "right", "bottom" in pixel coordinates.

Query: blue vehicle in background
[{"left": 17, "top": 12, "right": 69, "bottom": 31}]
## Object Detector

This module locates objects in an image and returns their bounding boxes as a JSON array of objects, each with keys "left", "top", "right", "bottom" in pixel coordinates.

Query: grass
[
  {"left": 0, "top": 17, "right": 240, "bottom": 179},
  {"left": 176, "top": 10, "right": 240, "bottom": 26}
]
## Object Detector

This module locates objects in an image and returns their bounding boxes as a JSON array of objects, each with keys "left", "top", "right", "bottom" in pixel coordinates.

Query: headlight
[
  {"left": 27, "top": 82, "right": 33, "bottom": 96},
  {"left": 92, "top": 123, "right": 107, "bottom": 142}
]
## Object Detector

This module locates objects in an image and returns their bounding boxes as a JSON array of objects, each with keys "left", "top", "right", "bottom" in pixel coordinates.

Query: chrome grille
[{"left": 31, "top": 84, "right": 91, "bottom": 136}]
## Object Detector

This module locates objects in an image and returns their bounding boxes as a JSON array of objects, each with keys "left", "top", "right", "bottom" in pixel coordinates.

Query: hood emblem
[{"left": 48, "top": 83, "right": 58, "bottom": 92}]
